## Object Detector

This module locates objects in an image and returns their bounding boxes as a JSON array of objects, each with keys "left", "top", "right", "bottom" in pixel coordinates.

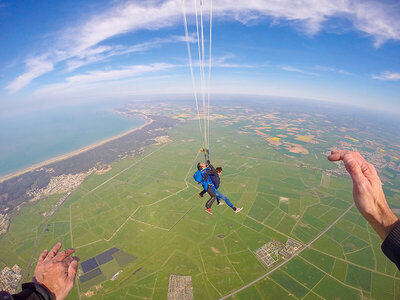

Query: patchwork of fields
[{"left": 0, "top": 120, "right": 399, "bottom": 299}]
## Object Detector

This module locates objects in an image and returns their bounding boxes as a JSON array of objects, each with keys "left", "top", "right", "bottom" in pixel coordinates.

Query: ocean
[{"left": 0, "top": 103, "right": 145, "bottom": 177}]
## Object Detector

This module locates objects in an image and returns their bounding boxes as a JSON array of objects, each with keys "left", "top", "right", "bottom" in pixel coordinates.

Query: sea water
[{"left": 0, "top": 103, "right": 145, "bottom": 177}]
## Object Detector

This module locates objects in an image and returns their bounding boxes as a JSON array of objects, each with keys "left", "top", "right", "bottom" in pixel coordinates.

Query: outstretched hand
[
  {"left": 34, "top": 242, "right": 79, "bottom": 300},
  {"left": 328, "top": 150, "right": 398, "bottom": 240}
]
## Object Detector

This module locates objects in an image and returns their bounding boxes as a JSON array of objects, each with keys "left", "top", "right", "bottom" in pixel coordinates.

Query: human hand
[
  {"left": 34, "top": 242, "right": 79, "bottom": 300},
  {"left": 328, "top": 150, "right": 398, "bottom": 240}
]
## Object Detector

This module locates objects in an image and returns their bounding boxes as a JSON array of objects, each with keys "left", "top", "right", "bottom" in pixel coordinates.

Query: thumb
[{"left": 67, "top": 260, "right": 78, "bottom": 283}]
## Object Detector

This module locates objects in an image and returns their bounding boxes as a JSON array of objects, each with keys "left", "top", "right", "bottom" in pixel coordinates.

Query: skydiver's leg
[
  {"left": 208, "top": 190, "right": 220, "bottom": 205},
  {"left": 205, "top": 185, "right": 216, "bottom": 209},
  {"left": 215, "top": 190, "right": 236, "bottom": 210},
  {"left": 200, "top": 187, "right": 219, "bottom": 205},
  {"left": 199, "top": 189, "right": 207, "bottom": 198},
  {"left": 206, "top": 196, "right": 216, "bottom": 209}
]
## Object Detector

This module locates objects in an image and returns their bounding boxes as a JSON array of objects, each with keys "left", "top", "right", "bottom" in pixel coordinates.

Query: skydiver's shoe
[
  {"left": 217, "top": 202, "right": 224, "bottom": 206},
  {"left": 198, "top": 193, "right": 203, "bottom": 198},
  {"left": 205, "top": 208, "right": 213, "bottom": 215},
  {"left": 234, "top": 207, "right": 243, "bottom": 213}
]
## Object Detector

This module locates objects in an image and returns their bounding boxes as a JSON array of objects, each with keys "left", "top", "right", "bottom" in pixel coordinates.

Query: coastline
[{"left": 0, "top": 116, "right": 153, "bottom": 184}]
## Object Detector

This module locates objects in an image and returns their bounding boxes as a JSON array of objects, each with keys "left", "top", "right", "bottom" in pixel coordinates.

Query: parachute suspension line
[
  {"left": 194, "top": 0, "right": 208, "bottom": 151},
  {"left": 199, "top": 0, "right": 208, "bottom": 151},
  {"left": 207, "top": 0, "right": 213, "bottom": 151},
  {"left": 182, "top": 0, "right": 212, "bottom": 162},
  {"left": 181, "top": 0, "right": 204, "bottom": 139}
]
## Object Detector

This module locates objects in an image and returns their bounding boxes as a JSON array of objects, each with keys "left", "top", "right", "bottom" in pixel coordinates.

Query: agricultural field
[{"left": 0, "top": 103, "right": 399, "bottom": 299}]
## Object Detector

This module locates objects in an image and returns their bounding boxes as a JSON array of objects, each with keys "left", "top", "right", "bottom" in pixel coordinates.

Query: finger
[
  {"left": 67, "top": 260, "right": 78, "bottom": 283},
  {"left": 367, "top": 162, "right": 379, "bottom": 178},
  {"left": 63, "top": 256, "right": 74, "bottom": 265},
  {"left": 327, "top": 150, "right": 348, "bottom": 161},
  {"left": 38, "top": 250, "right": 48, "bottom": 264},
  {"left": 353, "top": 152, "right": 380, "bottom": 182},
  {"left": 365, "top": 163, "right": 381, "bottom": 185},
  {"left": 63, "top": 255, "right": 80, "bottom": 267},
  {"left": 44, "top": 242, "right": 62, "bottom": 262},
  {"left": 55, "top": 248, "right": 75, "bottom": 261},
  {"left": 353, "top": 152, "right": 369, "bottom": 169},
  {"left": 342, "top": 153, "right": 366, "bottom": 184}
]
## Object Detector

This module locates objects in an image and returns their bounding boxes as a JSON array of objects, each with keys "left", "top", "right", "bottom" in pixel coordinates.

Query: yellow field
[
  {"left": 344, "top": 136, "right": 359, "bottom": 142},
  {"left": 268, "top": 137, "right": 281, "bottom": 142}
]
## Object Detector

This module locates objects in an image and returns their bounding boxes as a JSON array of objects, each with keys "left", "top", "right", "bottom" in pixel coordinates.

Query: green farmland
[{"left": 0, "top": 119, "right": 399, "bottom": 300}]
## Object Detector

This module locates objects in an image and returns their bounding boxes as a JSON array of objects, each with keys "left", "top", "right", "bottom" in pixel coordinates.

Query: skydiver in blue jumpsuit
[
  {"left": 199, "top": 166, "right": 242, "bottom": 213},
  {"left": 193, "top": 161, "right": 217, "bottom": 214}
]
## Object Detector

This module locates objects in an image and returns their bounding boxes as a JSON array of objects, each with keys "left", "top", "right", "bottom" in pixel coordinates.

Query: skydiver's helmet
[{"left": 197, "top": 162, "right": 202, "bottom": 170}]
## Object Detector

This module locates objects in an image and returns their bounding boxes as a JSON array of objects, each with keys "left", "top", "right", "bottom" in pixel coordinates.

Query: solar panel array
[
  {"left": 79, "top": 248, "right": 137, "bottom": 290},
  {"left": 80, "top": 257, "right": 98, "bottom": 273},
  {"left": 95, "top": 247, "right": 120, "bottom": 265}
]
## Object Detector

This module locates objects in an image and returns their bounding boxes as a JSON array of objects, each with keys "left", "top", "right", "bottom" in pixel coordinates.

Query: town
[
  {"left": 167, "top": 274, "right": 193, "bottom": 300},
  {"left": 255, "top": 239, "right": 303, "bottom": 267},
  {"left": 0, "top": 265, "right": 22, "bottom": 294}
]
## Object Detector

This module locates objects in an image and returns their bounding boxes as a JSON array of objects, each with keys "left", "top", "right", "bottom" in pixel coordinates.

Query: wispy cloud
[
  {"left": 65, "top": 34, "right": 196, "bottom": 72},
  {"left": 206, "top": 54, "right": 255, "bottom": 68},
  {"left": 6, "top": 57, "right": 54, "bottom": 93},
  {"left": 281, "top": 65, "right": 319, "bottom": 76},
  {"left": 372, "top": 71, "right": 400, "bottom": 81},
  {"left": 314, "top": 65, "right": 352, "bottom": 75},
  {"left": 7, "top": 33, "right": 192, "bottom": 93},
  {"left": 35, "top": 63, "right": 174, "bottom": 95},
  {"left": 6, "top": 0, "right": 400, "bottom": 93},
  {"left": 213, "top": 0, "right": 400, "bottom": 45}
]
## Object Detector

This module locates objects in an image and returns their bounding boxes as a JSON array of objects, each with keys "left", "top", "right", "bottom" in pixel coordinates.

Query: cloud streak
[
  {"left": 281, "top": 65, "right": 319, "bottom": 76},
  {"left": 35, "top": 62, "right": 174, "bottom": 96},
  {"left": 65, "top": 34, "right": 196, "bottom": 72},
  {"left": 6, "top": 57, "right": 54, "bottom": 93},
  {"left": 314, "top": 65, "right": 352, "bottom": 75},
  {"left": 372, "top": 71, "right": 400, "bottom": 81},
  {"left": 6, "top": 0, "right": 400, "bottom": 93}
]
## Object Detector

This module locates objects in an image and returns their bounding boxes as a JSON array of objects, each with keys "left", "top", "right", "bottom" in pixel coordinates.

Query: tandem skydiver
[
  {"left": 199, "top": 166, "right": 242, "bottom": 214},
  {"left": 193, "top": 161, "right": 217, "bottom": 214},
  {"left": 194, "top": 160, "right": 242, "bottom": 214}
]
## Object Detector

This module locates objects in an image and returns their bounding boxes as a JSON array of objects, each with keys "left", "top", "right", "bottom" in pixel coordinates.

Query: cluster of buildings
[
  {"left": 167, "top": 274, "right": 193, "bottom": 300},
  {"left": 0, "top": 265, "right": 22, "bottom": 294},
  {"left": 27, "top": 172, "right": 91, "bottom": 201},
  {"left": 0, "top": 213, "right": 10, "bottom": 235},
  {"left": 255, "top": 238, "right": 303, "bottom": 267},
  {"left": 43, "top": 191, "right": 71, "bottom": 217}
]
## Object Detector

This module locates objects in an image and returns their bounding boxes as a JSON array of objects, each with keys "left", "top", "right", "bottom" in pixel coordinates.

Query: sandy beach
[{"left": 0, "top": 116, "right": 153, "bottom": 184}]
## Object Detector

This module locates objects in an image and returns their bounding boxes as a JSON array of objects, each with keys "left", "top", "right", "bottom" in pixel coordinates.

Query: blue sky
[{"left": 0, "top": 0, "right": 399, "bottom": 113}]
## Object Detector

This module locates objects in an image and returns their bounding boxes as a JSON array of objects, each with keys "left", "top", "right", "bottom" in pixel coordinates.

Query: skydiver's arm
[
  {"left": 205, "top": 169, "right": 217, "bottom": 179},
  {"left": 206, "top": 160, "right": 217, "bottom": 174},
  {"left": 3, "top": 282, "right": 54, "bottom": 300}
]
